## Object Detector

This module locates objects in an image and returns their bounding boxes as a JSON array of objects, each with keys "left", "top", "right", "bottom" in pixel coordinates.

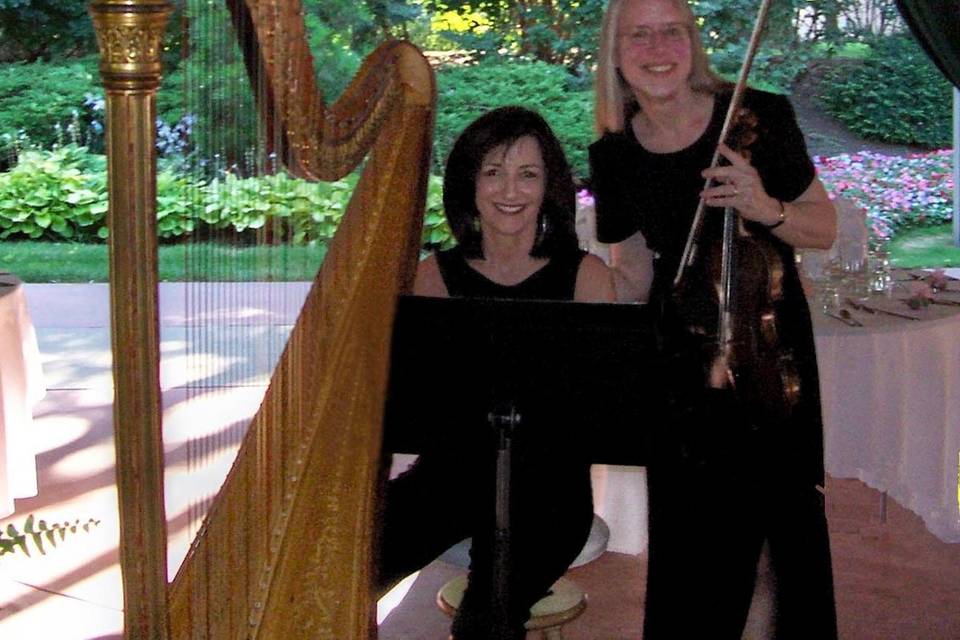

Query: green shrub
[
  {"left": 422, "top": 173, "right": 455, "bottom": 250},
  {"left": 434, "top": 59, "right": 594, "bottom": 179},
  {"left": 817, "top": 37, "right": 952, "bottom": 148},
  {"left": 200, "top": 170, "right": 455, "bottom": 249},
  {"left": 0, "top": 145, "right": 204, "bottom": 242},
  {"left": 200, "top": 172, "right": 350, "bottom": 245},
  {"left": 0, "top": 143, "right": 455, "bottom": 248},
  {"left": 0, "top": 145, "right": 108, "bottom": 240},
  {"left": 156, "top": 170, "right": 200, "bottom": 239},
  {"left": 0, "top": 59, "right": 101, "bottom": 151}
]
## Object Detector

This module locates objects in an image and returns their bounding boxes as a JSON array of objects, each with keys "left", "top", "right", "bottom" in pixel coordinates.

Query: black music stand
[{"left": 383, "top": 295, "right": 696, "bottom": 638}]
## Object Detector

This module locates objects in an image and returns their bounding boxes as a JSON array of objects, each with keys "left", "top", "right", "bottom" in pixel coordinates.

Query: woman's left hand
[{"left": 700, "top": 143, "right": 781, "bottom": 227}]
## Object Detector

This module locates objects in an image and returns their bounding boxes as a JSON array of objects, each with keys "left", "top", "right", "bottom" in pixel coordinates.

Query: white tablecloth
[
  {"left": 813, "top": 270, "right": 960, "bottom": 543},
  {"left": 591, "top": 464, "right": 648, "bottom": 554},
  {"left": 593, "top": 269, "right": 960, "bottom": 552},
  {"left": 0, "top": 273, "right": 44, "bottom": 518}
]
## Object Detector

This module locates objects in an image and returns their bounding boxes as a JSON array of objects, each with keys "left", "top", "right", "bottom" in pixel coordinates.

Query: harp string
[
  {"left": 167, "top": 0, "right": 285, "bottom": 600},
  {"left": 170, "top": 0, "right": 352, "bottom": 629},
  {"left": 157, "top": 1, "right": 435, "bottom": 634},
  {"left": 180, "top": 0, "right": 235, "bottom": 631}
]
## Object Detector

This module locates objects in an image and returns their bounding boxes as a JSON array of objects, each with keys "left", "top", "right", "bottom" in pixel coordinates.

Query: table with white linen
[
  {"left": 591, "top": 269, "right": 960, "bottom": 553},
  {"left": 812, "top": 270, "right": 960, "bottom": 543},
  {"left": 0, "top": 273, "right": 44, "bottom": 519}
]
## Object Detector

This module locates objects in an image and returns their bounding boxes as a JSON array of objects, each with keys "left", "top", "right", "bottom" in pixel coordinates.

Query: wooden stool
[{"left": 436, "top": 574, "right": 587, "bottom": 639}]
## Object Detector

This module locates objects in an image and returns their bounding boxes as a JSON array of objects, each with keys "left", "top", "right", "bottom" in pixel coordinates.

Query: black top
[
  {"left": 589, "top": 88, "right": 813, "bottom": 295},
  {"left": 589, "top": 89, "right": 814, "bottom": 242},
  {"left": 589, "top": 88, "right": 825, "bottom": 486},
  {"left": 435, "top": 246, "right": 587, "bottom": 301}
]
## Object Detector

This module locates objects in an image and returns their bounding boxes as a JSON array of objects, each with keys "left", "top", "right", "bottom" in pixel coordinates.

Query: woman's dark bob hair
[{"left": 443, "top": 105, "right": 580, "bottom": 259}]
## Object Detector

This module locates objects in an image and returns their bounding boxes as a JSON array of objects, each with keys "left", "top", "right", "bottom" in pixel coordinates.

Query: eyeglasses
[{"left": 619, "top": 23, "right": 690, "bottom": 49}]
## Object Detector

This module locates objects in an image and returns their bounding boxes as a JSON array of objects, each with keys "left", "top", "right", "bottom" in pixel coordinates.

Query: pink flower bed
[
  {"left": 814, "top": 149, "right": 954, "bottom": 242},
  {"left": 576, "top": 149, "right": 954, "bottom": 245}
]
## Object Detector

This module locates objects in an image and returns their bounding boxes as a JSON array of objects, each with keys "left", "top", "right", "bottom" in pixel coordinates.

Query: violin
[{"left": 671, "top": 0, "right": 801, "bottom": 421}]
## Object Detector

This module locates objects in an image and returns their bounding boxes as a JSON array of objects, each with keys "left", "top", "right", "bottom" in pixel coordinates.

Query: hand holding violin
[{"left": 700, "top": 143, "right": 783, "bottom": 228}]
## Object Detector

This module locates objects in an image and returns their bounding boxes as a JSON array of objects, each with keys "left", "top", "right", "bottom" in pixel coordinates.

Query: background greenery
[
  {"left": 3, "top": 222, "right": 955, "bottom": 282},
  {"left": 817, "top": 36, "right": 953, "bottom": 147},
  {"left": 434, "top": 60, "right": 594, "bottom": 177},
  {"left": 0, "top": 0, "right": 955, "bottom": 280}
]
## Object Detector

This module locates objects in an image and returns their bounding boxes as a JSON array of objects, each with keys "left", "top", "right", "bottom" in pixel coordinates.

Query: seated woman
[{"left": 377, "top": 105, "right": 614, "bottom": 639}]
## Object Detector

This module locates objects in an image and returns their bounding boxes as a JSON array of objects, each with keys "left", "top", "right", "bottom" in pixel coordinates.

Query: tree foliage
[
  {"left": 695, "top": 0, "right": 907, "bottom": 90},
  {"left": 421, "top": 0, "right": 605, "bottom": 73},
  {"left": 0, "top": 0, "right": 96, "bottom": 61},
  {"left": 0, "top": 58, "right": 101, "bottom": 150},
  {"left": 302, "top": 0, "right": 422, "bottom": 44},
  {"left": 434, "top": 59, "right": 594, "bottom": 178}
]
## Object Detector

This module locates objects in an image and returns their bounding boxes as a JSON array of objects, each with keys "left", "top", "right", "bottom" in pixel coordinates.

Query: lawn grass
[
  {"left": 2, "top": 225, "right": 957, "bottom": 283},
  {"left": 0, "top": 240, "right": 327, "bottom": 282},
  {"left": 888, "top": 224, "right": 960, "bottom": 269}
]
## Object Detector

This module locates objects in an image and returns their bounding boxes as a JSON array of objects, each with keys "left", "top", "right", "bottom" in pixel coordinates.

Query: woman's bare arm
[
  {"left": 412, "top": 254, "right": 449, "bottom": 297},
  {"left": 574, "top": 253, "right": 616, "bottom": 303}
]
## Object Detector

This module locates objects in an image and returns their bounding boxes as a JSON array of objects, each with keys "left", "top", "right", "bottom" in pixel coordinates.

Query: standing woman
[
  {"left": 379, "top": 105, "right": 615, "bottom": 640},
  {"left": 588, "top": 0, "right": 838, "bottom": 638}
]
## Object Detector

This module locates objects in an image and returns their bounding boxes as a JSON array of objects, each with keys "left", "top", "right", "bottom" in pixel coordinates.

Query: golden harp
[{"left": 89, "top": 0, "right": 436, "bottom": 637}]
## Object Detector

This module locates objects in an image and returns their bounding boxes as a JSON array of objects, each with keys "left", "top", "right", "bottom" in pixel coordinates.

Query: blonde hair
[{"left": 594, "top": 0, "right": 724, "bottom": 135}]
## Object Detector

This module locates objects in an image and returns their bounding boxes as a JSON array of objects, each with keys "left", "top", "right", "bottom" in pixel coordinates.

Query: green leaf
[
  {"left": 30, "top": 532, "right": 45, "bottom": 554},
  {"left": 23, "top": 195, "right": 49, "bottom": 207}
]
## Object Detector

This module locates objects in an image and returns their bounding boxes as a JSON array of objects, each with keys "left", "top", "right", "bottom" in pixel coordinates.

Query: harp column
[{"left": 89, "top": 1, "right": 173, "bottom": 637}]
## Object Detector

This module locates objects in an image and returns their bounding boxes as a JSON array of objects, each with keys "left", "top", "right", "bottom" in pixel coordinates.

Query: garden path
[{"left": 790, "top": 62, "right": 933, "bottom": 158}]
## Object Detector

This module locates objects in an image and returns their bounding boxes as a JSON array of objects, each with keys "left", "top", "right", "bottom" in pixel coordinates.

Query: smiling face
[
  {"left": 474, "top": 135, "right": 546, "bottom": 247},
  {"left": 616, "top": 0, "right": 694, "bottom": 103}
]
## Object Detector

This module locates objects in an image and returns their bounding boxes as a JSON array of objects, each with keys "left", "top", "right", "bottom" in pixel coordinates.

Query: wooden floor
[
  {"left": 379, "top": 476, "right": 960, "bottom": 640},
  {"left": 2, "top": 283, "right": 958, "bottom": 639}
]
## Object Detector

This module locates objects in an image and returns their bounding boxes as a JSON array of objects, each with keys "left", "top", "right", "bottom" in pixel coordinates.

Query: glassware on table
[
  {"left": 867, "top": 245, "right": 893, "bottom": 297},
  {"left": 832, "top": 198, "right": 871, "bottom": 300},
  {"left": 798, "top": 248, "right": 829, "bottom": 282},
  {"left": 818, "top": 258, "right": 844, "bottom": 313},
  {"left": 839, "top": 237, "right": 870, "bottom": 301}
]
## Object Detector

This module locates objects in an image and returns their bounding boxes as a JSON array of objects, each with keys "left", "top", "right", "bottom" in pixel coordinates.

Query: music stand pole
[{"left": 489, "top": 403, "right": 520, "bottom": 640}]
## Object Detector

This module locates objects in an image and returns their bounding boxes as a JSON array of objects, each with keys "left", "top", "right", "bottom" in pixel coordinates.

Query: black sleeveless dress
[
  {"left": 435, "top": 245, "right": 586, "bottom": 300},
  {"left": 378, "top": 246, "right": 595, "bottom": 640}
]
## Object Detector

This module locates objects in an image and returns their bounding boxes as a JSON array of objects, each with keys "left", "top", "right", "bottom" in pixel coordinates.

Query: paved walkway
[{"left": 1, "top": 282, "right": 307, "bottom": 638}]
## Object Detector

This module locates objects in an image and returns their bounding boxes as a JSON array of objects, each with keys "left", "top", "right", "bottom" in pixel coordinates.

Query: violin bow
[{"left": 672, "top": 0, "right": 776, "bottom": 289}]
